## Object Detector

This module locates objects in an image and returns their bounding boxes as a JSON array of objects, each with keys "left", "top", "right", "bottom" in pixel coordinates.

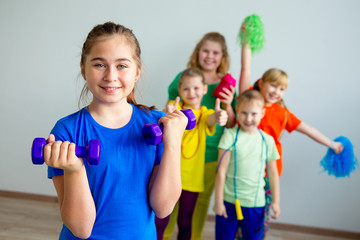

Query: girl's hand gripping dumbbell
[
  {"left": 31, "top": 137, "right": 101, "bottom": 165},
  {"left": 142, "top": 109, "right": 196, "bottom": 145}
]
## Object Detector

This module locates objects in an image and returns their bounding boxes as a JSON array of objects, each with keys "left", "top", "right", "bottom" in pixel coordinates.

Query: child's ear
[
  {"left": 258, "top": 78, "right": 264, "bottom": 89},
  {"left": 134, "top": 68, "right": 141, "bottom": 82},
  {"left": 80, "top": 62, "right": 85, "bottom": 79}
]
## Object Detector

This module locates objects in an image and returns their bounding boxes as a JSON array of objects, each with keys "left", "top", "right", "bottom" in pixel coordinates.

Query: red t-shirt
[{"left": 259, "top": 103, "right": 302, "bottom": 176}]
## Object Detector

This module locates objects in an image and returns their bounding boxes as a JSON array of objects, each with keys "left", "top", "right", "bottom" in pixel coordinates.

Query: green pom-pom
[{"left": 238, "top": 14, "right": 265, "bottom": 53}]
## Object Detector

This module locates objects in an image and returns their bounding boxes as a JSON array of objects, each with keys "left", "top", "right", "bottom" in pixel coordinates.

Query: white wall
[{"left": 1, "top": 0, "right": 359, "bottom": 233}]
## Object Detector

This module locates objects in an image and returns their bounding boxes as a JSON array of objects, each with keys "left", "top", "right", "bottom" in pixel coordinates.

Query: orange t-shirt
[{"left": 259, "top": 103, "right": 302, "bottom": 176}]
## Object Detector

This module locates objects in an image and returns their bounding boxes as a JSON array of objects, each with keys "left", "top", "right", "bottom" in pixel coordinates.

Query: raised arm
[
  {"left": 45, "top": 134, "right": 96, "bottom": 239},
  {"left": 149, "top": 110, "right": 187, "bottom": 218},
  {"left": 239, "top": 41, "right": 252, "bottom": 94},
  {"left": 213, "top": 148, "right": 231, "bottom": 218},
  {"left": 295, "top": 122, "right": 344, "bottom": 153}
]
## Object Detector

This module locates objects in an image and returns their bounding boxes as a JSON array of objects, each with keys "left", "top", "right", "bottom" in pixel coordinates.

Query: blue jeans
[{"left": 215, "top": 201, "right": 265, "bottom": 240}]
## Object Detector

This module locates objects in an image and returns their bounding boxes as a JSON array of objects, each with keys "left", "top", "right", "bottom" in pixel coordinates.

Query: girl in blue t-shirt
[{"left": 43, "top": 22, "right": 187, "bottom": 239}]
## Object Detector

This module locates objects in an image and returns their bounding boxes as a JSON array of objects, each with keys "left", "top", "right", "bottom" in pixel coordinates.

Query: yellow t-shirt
[{"left": 171, "top": 101, "right": 215, "bottom": 192}]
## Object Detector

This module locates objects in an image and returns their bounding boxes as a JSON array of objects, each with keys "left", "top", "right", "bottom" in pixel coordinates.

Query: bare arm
[
  {"left": 217, "top": 85, "right": 237, "bottom": 128},
  {"left": 267, "top": 160, "right": 280, "bottom": 219},
  {"left": 207, "top": 98, "right": 229, "bottom": 127},
  {"left": 295, "top": 122, "right": 343, "bottom": 153},
  {"left": 45, "top": 135, "right": 96, "bottom": 239},
  {"left": 222, "top": 98, "right": 237, "bottom": 128},
  {"left": 239, "top": 41, "right": 252, "bottom": 94},
  {"left": 213, "top": 148, "right": 231, "bottom": 218},
  {"left": 149, "top": 110, "right": 187, "bottom": 218}
]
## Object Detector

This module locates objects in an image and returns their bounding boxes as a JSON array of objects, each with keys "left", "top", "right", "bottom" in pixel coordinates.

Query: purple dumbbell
[
  {"left": 31, "top": 138, "right": 101, "bottom": 165},
  {"left": 142, "top": 109, "right": 197, "bottom": 145}
]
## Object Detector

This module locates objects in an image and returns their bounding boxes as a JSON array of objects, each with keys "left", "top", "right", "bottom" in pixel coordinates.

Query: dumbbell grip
[
  {"left": 157, "top": 109, "right": 197, "bottom": 130},
  {"left": 75, "top": 146, "right": 87, "bottom": 158},
  {"left": 142, "top": 109, "right": 196, "bottom": 145},
  {"left": 31, "top": 138, "right": 100, "bottom": 165},
  {"left": 153, "top": 109, "right": 197, "bottom": 130}
]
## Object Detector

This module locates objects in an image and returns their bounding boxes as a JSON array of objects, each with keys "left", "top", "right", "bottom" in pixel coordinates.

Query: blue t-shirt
[{"left": 48, "top": 105, "right": 165, "bottom": 240}]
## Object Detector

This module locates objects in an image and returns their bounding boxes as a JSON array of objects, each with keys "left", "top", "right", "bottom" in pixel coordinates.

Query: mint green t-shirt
[
  {"left": 218, "top": 127, "right": 279, "bottom": 207},
  {"left": 168, "top": 72, "right": 237, "bottom": 162}
]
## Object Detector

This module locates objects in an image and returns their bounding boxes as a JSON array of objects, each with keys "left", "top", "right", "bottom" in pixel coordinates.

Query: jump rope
[
  {"left": 216, "top": 126, "right": 268, "bottom": 220},
  {"left": 181, "top": 13, "right": 357, "bottom": 225},
  {"left": 178, "top": 96, "right": 271, "bottom": 220}
]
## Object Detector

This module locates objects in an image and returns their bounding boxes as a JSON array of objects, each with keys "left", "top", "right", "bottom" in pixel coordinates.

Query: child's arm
[
  {"left": 207, "top": 98, "right": 229, "bottom": 127},
  {"left": 163, "top": 96, "right": 180, "bottom": 114},
  {"left": 225, "top": 106, "right": 236, "bottom": 128},
  {"left": 295, "top": 122, "right": 344, "bottom": 153},
  {"left": 217, "top": 86, "right": 237, "bottom": 128},
  {"left": 213, "top": 148, "right": 231, "bottom": 218},
  {"left": 45, "top": 134, "right": 96, "bottom": 239},
  {"left": 267, "top": 160, "right": 280, "bottom": 219},
  {"left": 149, "top": 110, "right": 187, "bottom": 218},
  {"left": 239, "top": 40, "right": 252, "bottom": 94}
]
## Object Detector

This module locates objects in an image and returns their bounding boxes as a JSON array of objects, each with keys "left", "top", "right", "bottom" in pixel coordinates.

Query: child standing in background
[
  {"left": 156, "top": 68, "right": 228, "bottom": 240},
  {"left": 213, "top": 89, "right": 280, "bottom": 240},
  {"left": 165, "top": 32, "right": 237, "bottom": 240},
  {"left": 238, "top": 40, "right": 343, "bottom": 238},
  {"left": 44, "top": 22, "right": 187, "bottom": 239}
]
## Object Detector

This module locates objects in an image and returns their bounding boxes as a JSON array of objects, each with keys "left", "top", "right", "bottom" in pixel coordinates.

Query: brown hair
[
  {"left": 253, "top": 68, "right": 288, "bottom": 108},
  {"left": 79, "top": 22, "right": 155, "bottom": 111},
  {"left": 187, "top": 32, "right": 230, "bottom": 75},
  {"left": 178, "top": 68, "right": 206, "bottom": 89}
]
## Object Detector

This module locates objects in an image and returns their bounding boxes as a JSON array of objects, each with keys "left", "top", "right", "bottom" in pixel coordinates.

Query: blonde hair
[
  {"left": 253, "top": 68, "right": 288, "bottom": 107},
  {"left": 261, "top": 68, "right": 288, "bottom": 87},
  {"left": 178, "top": 68, "right": 205, "bottom": 89},
  {"left": 187, "top": 32, "right": 230, "bottom": 75}
]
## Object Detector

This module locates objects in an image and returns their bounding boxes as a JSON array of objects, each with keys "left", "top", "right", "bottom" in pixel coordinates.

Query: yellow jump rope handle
[{"left": 235, "top": 199, "right": 244, "bottom": 220}]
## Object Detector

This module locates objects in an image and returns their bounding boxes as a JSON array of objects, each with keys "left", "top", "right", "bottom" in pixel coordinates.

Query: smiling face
[
  {"left": 258, "top": 68, "right": 288, "bottom": 106},
  {"left": 81, "top": 35, "right": 140, "bottom": 107},
  {"left": 178, "top": 75, "right": 207, "bottom": 110},
  {"left": 259, "top": 80, "right": 286, "bottom": 106},
  {"left": 198, "top": 40, "right": 223, "bottom": 73},
  {"left": 237, "top": 99, "right": 265, "bottom": 134}
]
